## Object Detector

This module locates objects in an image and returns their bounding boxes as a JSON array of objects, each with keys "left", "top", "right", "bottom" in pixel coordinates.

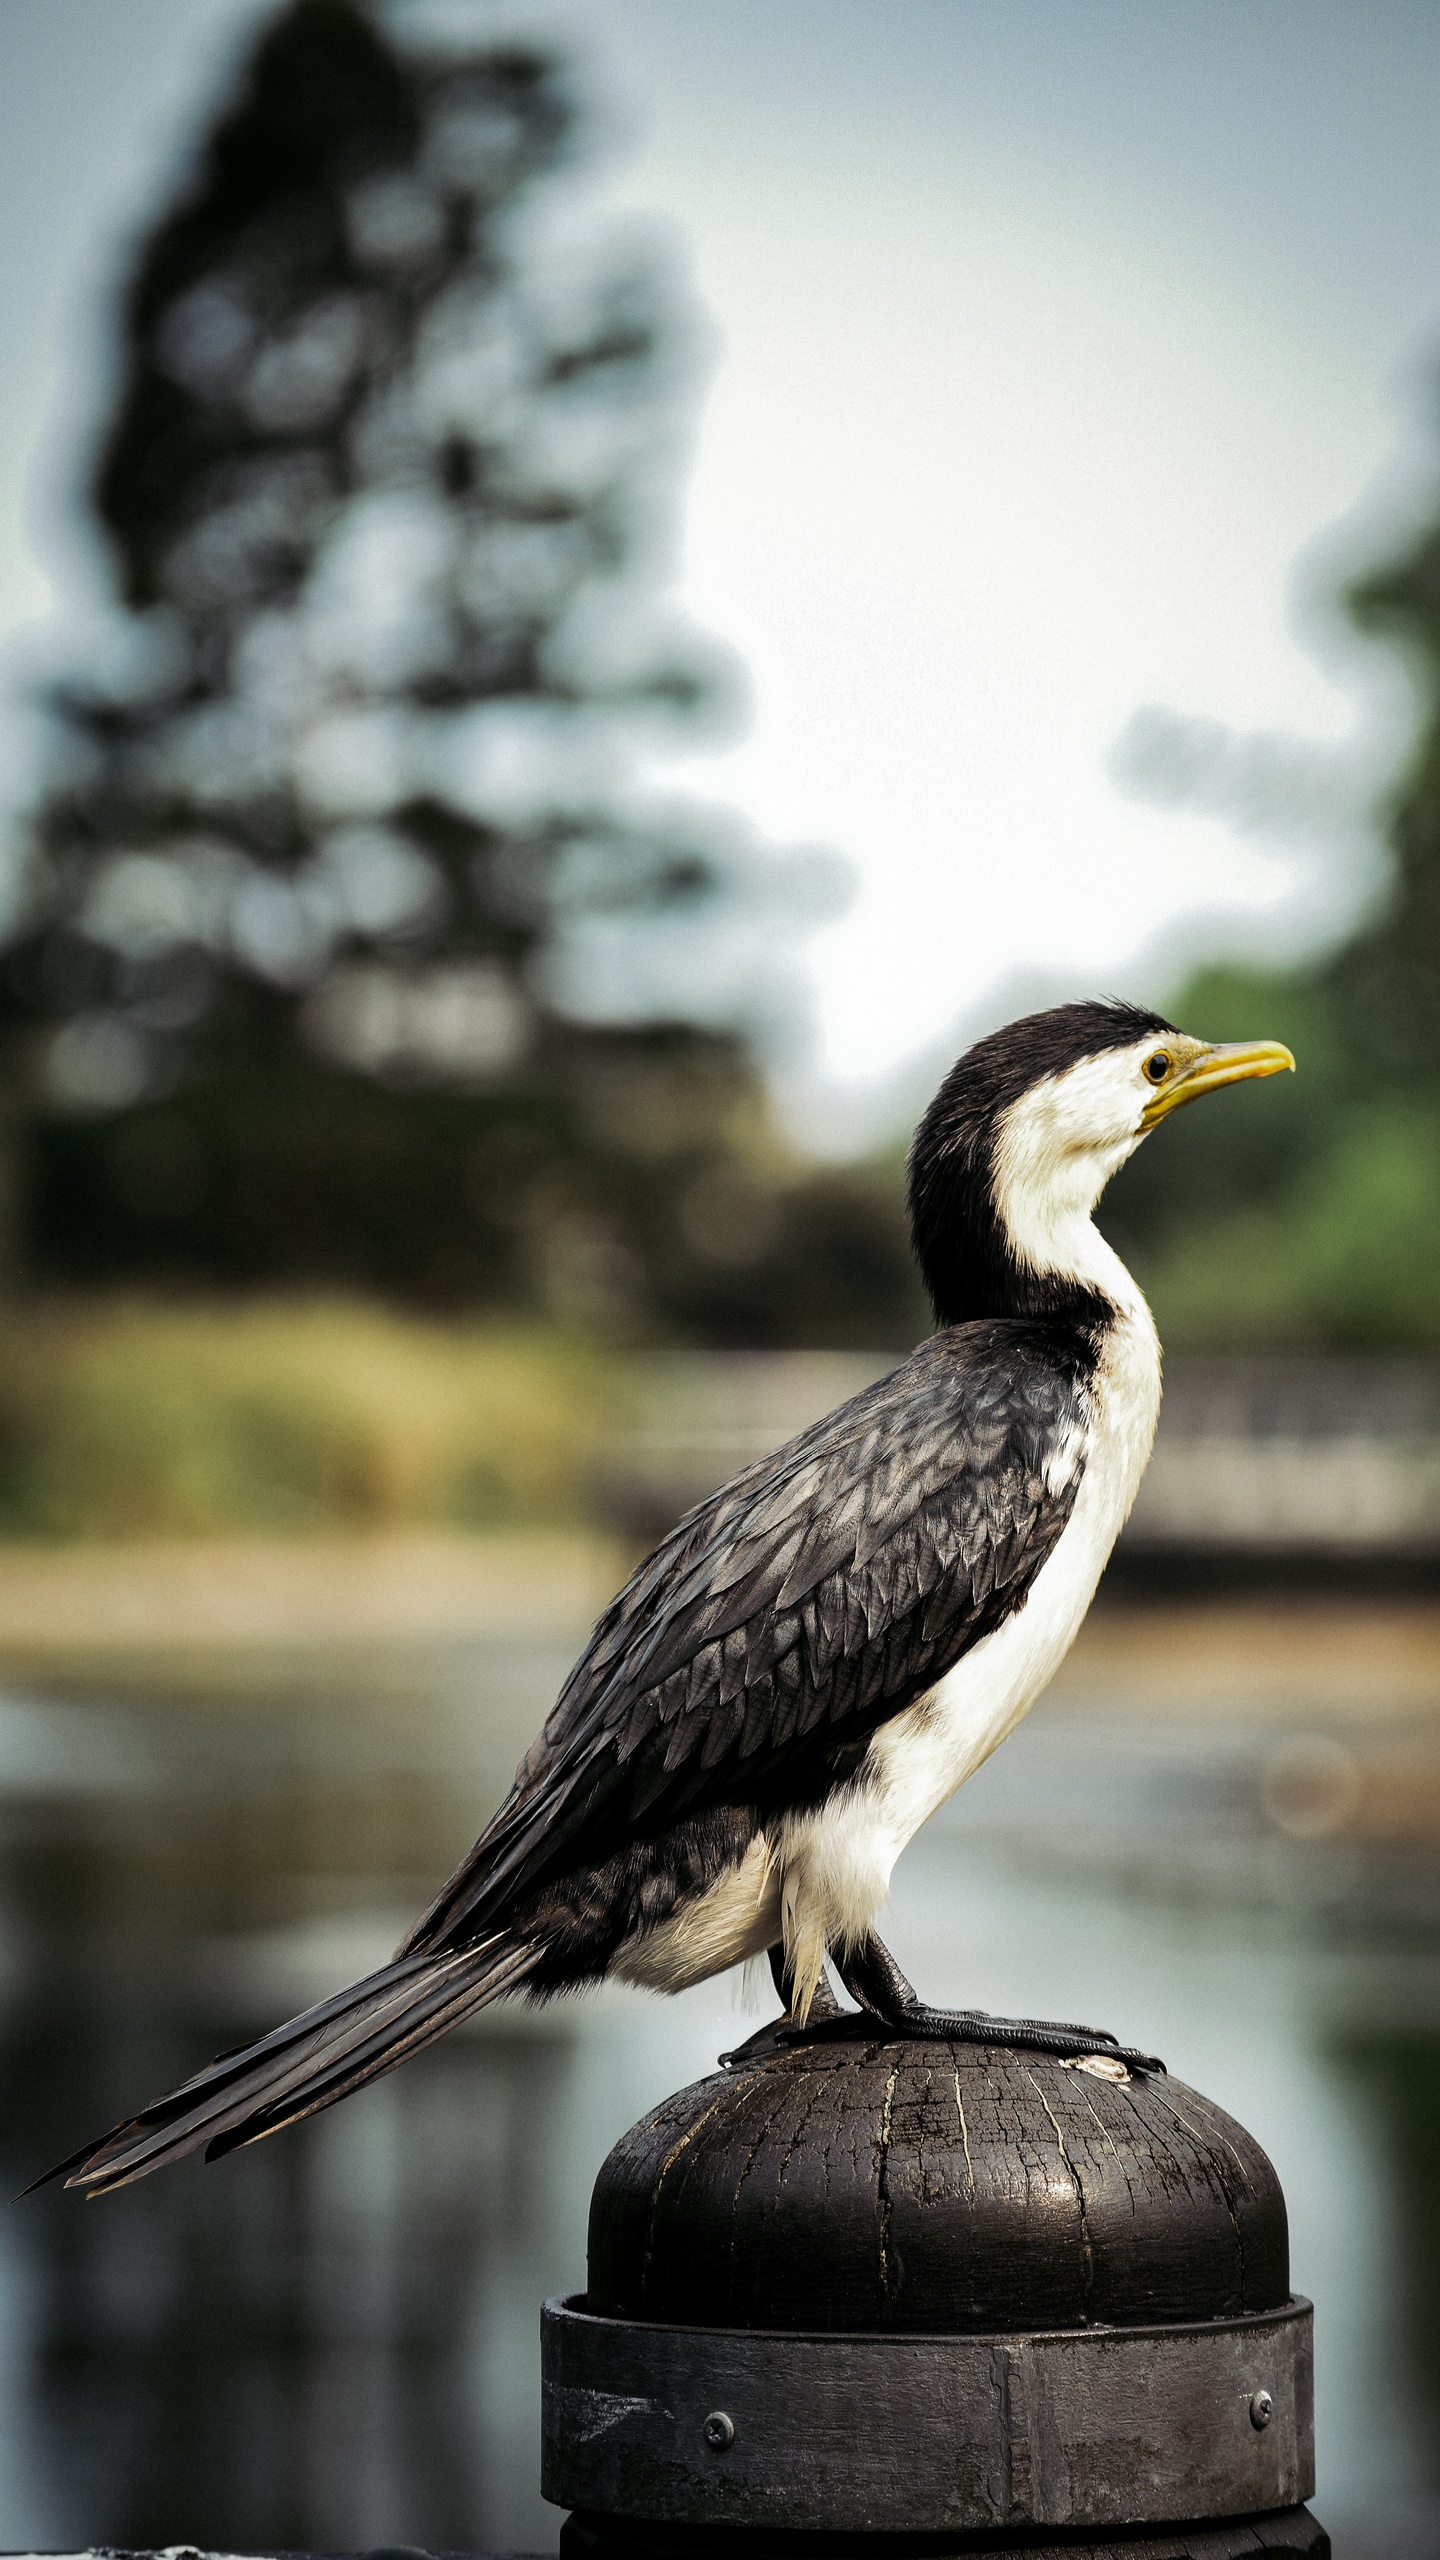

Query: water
[{"left": 0, "top": 1626, "right": 1434, "bottom": 2556}]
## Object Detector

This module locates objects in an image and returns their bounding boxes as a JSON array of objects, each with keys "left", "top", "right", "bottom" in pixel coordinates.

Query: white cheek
[{"left": 990, "top": 1050, "right": 1152, "bottom": 1287}]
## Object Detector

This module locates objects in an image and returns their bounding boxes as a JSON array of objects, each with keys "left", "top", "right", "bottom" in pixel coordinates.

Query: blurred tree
[
  {"left": 0, "top": 0, "right": 923, "bottom": 1346},
  {"left": 1105, "top": 486, "right": 1440, "bottom": 1348}
]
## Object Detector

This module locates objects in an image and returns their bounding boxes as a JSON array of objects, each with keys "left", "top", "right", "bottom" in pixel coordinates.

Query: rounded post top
[{"left": 586, "top": 2035, "right": 1289, "bottom": 2335}]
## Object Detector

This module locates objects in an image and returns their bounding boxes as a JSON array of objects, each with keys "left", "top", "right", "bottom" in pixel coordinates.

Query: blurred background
[{"left": 0, "top": 0, "right": 1436, "bottom": 2551}]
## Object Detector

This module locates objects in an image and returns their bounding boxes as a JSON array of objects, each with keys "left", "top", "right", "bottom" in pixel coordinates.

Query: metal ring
[{"left": 541, "top": 2293, "right": 1314, "bottom": 2535}]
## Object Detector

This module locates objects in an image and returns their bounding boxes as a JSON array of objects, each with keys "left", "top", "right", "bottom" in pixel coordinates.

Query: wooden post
[{"left": 542, "top": 2033, "right": 1326, "bottom": 2556}]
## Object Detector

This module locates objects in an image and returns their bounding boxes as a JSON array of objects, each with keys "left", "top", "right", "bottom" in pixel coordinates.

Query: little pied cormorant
[{"left": 41, "top": 1000, "right": 1293, "bottom": 2195}]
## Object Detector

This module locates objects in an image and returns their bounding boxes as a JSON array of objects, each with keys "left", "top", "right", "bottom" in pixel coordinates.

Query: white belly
[{"left": 611, "top": 1835, "right": 780, "bottom": 1992}]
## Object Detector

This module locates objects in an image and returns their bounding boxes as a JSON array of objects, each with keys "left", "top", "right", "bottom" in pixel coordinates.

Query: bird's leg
[
  {"left": 768, "top": 1939, "right": 845, "bottom": 2023},
  {"left": 718, "top": 1941, "right": 849, "bottom": 2067},
  {"left": 834, "top": 1933, "right": 1165, "bottom": 2075}
]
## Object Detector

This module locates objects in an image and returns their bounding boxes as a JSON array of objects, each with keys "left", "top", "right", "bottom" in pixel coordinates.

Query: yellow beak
[{"left": 1140, "top": 1038, "right": 1296, "bottom": 1129}]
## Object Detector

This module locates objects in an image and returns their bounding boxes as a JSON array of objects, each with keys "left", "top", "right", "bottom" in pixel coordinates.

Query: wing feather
[{"left": 398, "top": 1320, "right": 1096, "bottom": 1956}]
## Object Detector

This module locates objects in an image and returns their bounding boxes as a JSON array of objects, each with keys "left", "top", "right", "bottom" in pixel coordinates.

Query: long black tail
[{"left": 31, "top": 1933, "right": 540, "bottom": 2198}]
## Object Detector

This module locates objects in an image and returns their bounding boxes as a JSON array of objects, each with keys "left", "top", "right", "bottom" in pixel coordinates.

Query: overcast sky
[{"left": 3, "top": 0, "right": 1440, "bottom": 1139}]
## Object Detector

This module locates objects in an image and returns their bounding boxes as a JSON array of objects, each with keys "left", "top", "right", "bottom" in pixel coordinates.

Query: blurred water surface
[{"left": 0, "top": 1613, "right": 1433, "bottom": 2557}]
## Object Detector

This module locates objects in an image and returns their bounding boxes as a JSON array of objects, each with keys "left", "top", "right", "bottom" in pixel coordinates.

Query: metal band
[{"left": 541, "top": 2293, "right": 1314, "bottom": 2536}]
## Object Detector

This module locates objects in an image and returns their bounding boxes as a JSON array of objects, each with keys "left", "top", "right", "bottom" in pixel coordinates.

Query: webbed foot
[
  {"left": 720, "top": 1935, "right": 1165, "bottom": 2076},
  {"left": 834, "top": 1933, "right": 1166, "bottom": 2075}
]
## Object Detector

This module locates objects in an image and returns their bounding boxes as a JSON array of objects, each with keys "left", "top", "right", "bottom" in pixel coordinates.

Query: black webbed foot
[
  {"left": 834, "top": 1933, "right": 1166, "bottom": 2076},
  {"left": 720, "top": 1935, "right": 1165, "bottom": 2076},
  {"left": 865, "top": 2004, "right": 1166, "bottom": 2075}
]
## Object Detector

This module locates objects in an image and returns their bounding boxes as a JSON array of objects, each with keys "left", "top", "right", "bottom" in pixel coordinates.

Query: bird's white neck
[{"left": 989, "top": 1055, "right": 1152, "bottom": 1328}]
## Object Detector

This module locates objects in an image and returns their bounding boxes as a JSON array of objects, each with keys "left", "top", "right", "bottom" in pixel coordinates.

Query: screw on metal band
[
  {"left": 703, "top": 2411, "right": 735, "bottom": 2451},
  {"left": 1250, "top": 2389, "right": 1274, "bottom": 2430}
]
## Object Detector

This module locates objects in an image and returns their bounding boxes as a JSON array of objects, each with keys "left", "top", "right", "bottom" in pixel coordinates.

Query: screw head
[
  {"left": 1249, "top": 2389, "right": 1274, "bottom": 2431},
  {"left": 703, "top": 2410, "right": 735, "bottom": 2451}
]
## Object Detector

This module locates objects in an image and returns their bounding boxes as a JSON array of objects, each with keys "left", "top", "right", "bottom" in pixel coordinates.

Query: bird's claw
[
  {"left": 721, "top": 2003, "right": 1165, "bottom": 2076},
  {"left": 888, "top": 2004, "right": 1165, "bottom": 2073},
  {"left": 719, "top": 2009, "right": 878, "bottom": 2068}
]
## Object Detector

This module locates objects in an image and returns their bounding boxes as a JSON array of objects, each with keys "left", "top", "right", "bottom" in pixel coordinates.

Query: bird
[{"left": 40, "top": 999, "right": 1292, "bottom": 2196}]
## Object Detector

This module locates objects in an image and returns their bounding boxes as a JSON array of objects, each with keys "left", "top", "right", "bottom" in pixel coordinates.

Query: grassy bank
[{"left": 0, "top": 1298, "right": 618, "bottom": 1538}]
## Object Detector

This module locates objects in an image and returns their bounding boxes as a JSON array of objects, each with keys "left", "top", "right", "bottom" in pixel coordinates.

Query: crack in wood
[
  {"left": 1030, "top": 2069, "right": 1094, "bottom": 2312},
  {"left": 953, "top": 2063, "right": 976, "bottom": 2201},
  {"left": 875, "top": 2060, "right": 900, "bottom": 2314}
]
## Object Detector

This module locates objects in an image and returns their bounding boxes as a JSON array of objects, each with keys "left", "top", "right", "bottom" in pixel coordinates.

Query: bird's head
[{"left": 907, "top": 999, "right": 1294, "bottom": 1327}]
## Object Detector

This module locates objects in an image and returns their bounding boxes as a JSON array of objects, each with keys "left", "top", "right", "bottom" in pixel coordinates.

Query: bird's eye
[{"left": 1143, "top": 1050, "right": 1171, "bottom": 1084}]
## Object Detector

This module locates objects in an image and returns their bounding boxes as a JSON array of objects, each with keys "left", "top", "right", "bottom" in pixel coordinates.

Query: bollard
[{"left": 542, "top": 2034, "right": 1324, "bottom": 2556}]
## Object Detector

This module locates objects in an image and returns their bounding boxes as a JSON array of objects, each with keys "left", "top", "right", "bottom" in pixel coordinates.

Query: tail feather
[
  {"left": 202, "top": 1943, "right": 537, "bottom": 2161},
  {"left": 32, "top": 1935, "right": 538, "bottom": 2199}
]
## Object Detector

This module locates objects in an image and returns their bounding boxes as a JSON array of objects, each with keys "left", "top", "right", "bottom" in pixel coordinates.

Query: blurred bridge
[{"left": 608, "top": 1353, "right": 1440, "bottom": 1578}]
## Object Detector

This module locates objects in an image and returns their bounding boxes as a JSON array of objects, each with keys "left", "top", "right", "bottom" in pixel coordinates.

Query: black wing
[{"left": 403, "top": 1320, "right": 1096, "bottom": 1951}]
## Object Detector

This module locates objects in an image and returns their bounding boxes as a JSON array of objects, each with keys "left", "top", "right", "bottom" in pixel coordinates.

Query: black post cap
[{"left": 587, "top": 2037, "right": 1290, "bottom": 2335}]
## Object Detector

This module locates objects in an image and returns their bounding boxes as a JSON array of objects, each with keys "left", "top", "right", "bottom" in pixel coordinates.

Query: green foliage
[
  {"left": 1128, "top": 1094, "right": 1440, "bottom": 1346},
  {"left": 1108, "top": 964, "right": 1339, "bottom": 1233},
  {"left": 1106, "top": 957, "right": 1440, "bottom": 1347},
  {"left": 0, "top": 1299, "right": 614, "bottom": 1537},
  {"left": 1105, "top": 429, "right": 1440, "bottom": 1350}
]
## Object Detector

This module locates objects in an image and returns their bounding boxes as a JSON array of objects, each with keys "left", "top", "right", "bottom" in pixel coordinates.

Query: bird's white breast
[
  {"left": 775, "top": 1289, "right": 1162, "bottom": 1991},
  {"left": 874, "top": 1301, "right": 1159, "bottom": 1829}
]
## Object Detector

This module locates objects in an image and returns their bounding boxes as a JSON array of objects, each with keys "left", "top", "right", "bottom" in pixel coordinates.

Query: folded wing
[{"left": 401, "top": 1318, "right": 1093, "bottom": 1955}]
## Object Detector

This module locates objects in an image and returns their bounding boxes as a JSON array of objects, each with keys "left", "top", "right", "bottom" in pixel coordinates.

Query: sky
[{"left": 3, "top": 0, "right": 1440, "bottom": 1142}]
